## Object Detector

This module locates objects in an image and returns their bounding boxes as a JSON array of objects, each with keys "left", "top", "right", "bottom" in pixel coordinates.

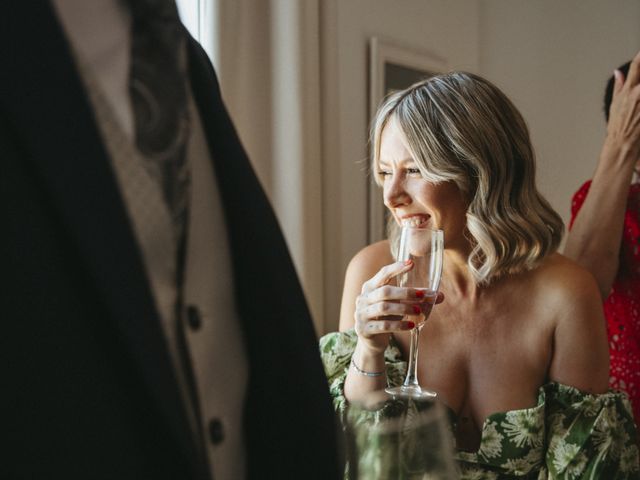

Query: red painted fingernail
[
  {"left": 404, "top": 259, "right": 412, "bottom": 266},
  {"left": 407, "top": 321, "right": 416, "bottom": 329},
  {"left": 415, "top": 290, "right": 425, "bottom": 298},
  {"left": 412, "top": 305, "right": 421, "bottom": 314}
]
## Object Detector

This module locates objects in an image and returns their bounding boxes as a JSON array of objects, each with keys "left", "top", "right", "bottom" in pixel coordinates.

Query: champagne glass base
[{"left": 385, "top": 385, "right": 437, "bottom": 399}]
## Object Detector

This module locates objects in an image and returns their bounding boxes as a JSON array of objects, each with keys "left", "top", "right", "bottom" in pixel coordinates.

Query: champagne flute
[{"left": 386, "top": 226, "right": 444, "bottom": 399}]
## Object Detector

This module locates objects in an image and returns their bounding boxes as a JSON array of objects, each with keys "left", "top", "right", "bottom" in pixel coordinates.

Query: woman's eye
[
  {"left": 407, "top": 168, "right": 422, "bottom": 175},
  {"left": 378, "top": 170, "right": 392, "bottom": 177}
]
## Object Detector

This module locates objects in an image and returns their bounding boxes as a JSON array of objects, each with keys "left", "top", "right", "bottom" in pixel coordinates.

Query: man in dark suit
[{"left": 1, "top": 1, "right": 340, "bottom": 479}]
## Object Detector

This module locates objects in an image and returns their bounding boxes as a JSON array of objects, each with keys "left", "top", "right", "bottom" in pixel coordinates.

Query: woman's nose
[{"left": 383, "top": 175, "right": 411, "bottom": 209}]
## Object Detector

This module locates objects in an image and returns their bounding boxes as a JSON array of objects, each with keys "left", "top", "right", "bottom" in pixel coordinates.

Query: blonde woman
[{"left": 320, "top": 72, "right": 639, "bottom": 478}]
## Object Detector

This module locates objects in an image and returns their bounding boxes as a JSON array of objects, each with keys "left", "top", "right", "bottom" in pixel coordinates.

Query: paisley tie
[{"left": 128, "top": 0, "right": 190, "bottom": 253}]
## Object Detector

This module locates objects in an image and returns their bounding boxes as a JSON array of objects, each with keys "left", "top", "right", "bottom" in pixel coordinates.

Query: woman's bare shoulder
[
  {"left": 534, "top": 253, "right": 600, "bottom": 301},
  {"left": 348, "top": 240, "right": 394, "bottom": 275},
  {"left": 502, "top": 253, "right": 602, "bottom": 327},
  {"left": 528, "top": 253, "right": 604, "bottom": 339},
  {"left": 539, "top": 257, "right": 609, "bottom": 393}
]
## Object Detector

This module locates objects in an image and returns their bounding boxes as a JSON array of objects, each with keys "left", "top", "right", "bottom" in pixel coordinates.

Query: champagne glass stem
[{"left": 402, "top": 324, "right": 423, "bottom": 388}]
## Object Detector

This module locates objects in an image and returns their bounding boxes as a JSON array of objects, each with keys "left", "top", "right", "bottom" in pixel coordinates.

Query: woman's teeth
[{"left": 402, "top": 217, "right": 427, "bottom": 227}]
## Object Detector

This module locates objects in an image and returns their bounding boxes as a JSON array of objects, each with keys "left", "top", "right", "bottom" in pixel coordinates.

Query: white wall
[{"left": 478, "top": 0, "right": 640, "bottom": 233}]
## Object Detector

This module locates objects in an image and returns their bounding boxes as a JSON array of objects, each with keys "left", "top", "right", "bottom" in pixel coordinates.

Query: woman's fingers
[
  {"left": 361, "top": 260, "right": 413, "bottom": 293},
  {"left": 363, "top": 300, "right": 429, "bottom": 319},
  {"left": 366, "top": 285, "right": 437, "bottom": 303},
  {"left": 354, "top": 260, "right": 445, "bottom": 345},
  {"left": 606, "top": 56, "right": 640, "bottom": 158},
  {"left": 358, "top": 318, "right": 417, "bottom": 335},
  {"left": 625, "top": 50, "right": 640, "bottom": 88},
  {"left": 613, "top": 69, "right": 624, "bottom": 97}
]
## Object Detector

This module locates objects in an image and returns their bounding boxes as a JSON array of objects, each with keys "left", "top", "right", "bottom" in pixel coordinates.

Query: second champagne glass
[{"left": 386, "top": 226, "right": 444, "bottom": 399}]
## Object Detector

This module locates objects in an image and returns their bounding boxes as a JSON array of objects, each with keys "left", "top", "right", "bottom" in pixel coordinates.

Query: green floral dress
[{"left": 320, "top": 330, "right": 640, "bottom": 479}]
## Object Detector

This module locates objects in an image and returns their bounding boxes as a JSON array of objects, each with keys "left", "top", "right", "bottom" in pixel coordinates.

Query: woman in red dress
[{"left": 566, "top": 53, "right": 640, "bottom": 425}]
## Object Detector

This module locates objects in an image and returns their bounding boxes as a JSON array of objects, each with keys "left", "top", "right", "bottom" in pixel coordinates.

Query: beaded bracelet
[{"left": 350, "top": 358, "right": 385, "bottom": 377}]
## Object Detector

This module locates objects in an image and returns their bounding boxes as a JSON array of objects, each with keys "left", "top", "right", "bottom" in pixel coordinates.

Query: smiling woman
[
  {"left": 372, "top": 72, "right": 564, "bottom": 285},
  {"left": 376, "top": 118, "right": 470, "bottom": 268},
  {"left": 321, "top": 72, "right": 640, "bottom": 479}
]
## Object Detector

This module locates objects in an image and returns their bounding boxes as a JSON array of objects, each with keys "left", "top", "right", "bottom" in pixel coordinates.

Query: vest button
[
  {"left": 208, "top": 418, "right": 225, "bottom": 445},
  {"left": 186, "top": 305, "right": 202, "bottom": 330}
]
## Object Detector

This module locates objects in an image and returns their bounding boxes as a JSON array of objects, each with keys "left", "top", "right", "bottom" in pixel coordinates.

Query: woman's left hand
[{"left": 605, "top": 50, "right": 640, "bottom": 162}]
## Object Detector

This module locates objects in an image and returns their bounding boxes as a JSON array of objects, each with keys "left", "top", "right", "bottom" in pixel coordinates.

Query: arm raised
[{"left": 564, "top": 52, "right": 640, "bottom": 299}]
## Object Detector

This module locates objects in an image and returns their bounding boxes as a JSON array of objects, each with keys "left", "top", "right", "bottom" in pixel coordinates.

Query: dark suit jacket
[{"left": 1, "top": 2, "right": 340, "bottom": 479}]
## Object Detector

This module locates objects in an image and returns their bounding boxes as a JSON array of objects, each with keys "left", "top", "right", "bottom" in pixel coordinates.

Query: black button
[
  {"left": 208, "top": 418, "right": 225, "bottom": 445},
  {"left": 186, "top": 305, "right": 202, "bottom": 330}
]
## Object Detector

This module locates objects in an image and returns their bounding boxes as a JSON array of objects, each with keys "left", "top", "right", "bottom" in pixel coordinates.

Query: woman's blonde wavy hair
[{"left": 372, "top": 72, "right": 563, "bottom": 285}]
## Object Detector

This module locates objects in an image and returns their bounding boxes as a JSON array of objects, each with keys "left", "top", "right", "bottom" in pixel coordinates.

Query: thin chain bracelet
[{"left": 350, "top": 358, "right": 385, "bottom": 377}]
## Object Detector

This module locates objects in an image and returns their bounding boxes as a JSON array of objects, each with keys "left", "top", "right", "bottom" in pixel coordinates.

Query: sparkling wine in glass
[{"left": 386, "top": 226, "right": 444, "bottom": 399}]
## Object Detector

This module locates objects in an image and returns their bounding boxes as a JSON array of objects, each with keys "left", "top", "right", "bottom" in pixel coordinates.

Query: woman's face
[{"left": 378, "top": 119, "right": 468, "bottom": 246}]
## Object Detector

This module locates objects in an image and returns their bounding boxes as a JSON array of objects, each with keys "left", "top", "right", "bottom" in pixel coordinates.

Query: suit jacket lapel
[{"left": 0, "top": 2, "right": 200, "bottom": 473}]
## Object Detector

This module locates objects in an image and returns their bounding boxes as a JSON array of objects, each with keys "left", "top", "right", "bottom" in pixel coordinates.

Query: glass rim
[{"left": 399, "top": 225, "right": 444, "bottom": 233}]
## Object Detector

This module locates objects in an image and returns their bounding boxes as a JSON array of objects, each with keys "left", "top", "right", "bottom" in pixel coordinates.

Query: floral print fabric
[{"left": 320, "top": 330, "right": 640, "bottom": 479}]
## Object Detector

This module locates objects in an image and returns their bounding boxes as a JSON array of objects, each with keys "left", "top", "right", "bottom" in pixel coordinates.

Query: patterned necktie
[{"left": 128, "top": 0, "right": 190, "bottom": 255}]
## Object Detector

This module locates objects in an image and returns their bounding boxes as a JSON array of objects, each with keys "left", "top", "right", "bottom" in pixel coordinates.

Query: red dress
[{"left": 571, "top": 180, "right": 640, "bottom": 424}]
